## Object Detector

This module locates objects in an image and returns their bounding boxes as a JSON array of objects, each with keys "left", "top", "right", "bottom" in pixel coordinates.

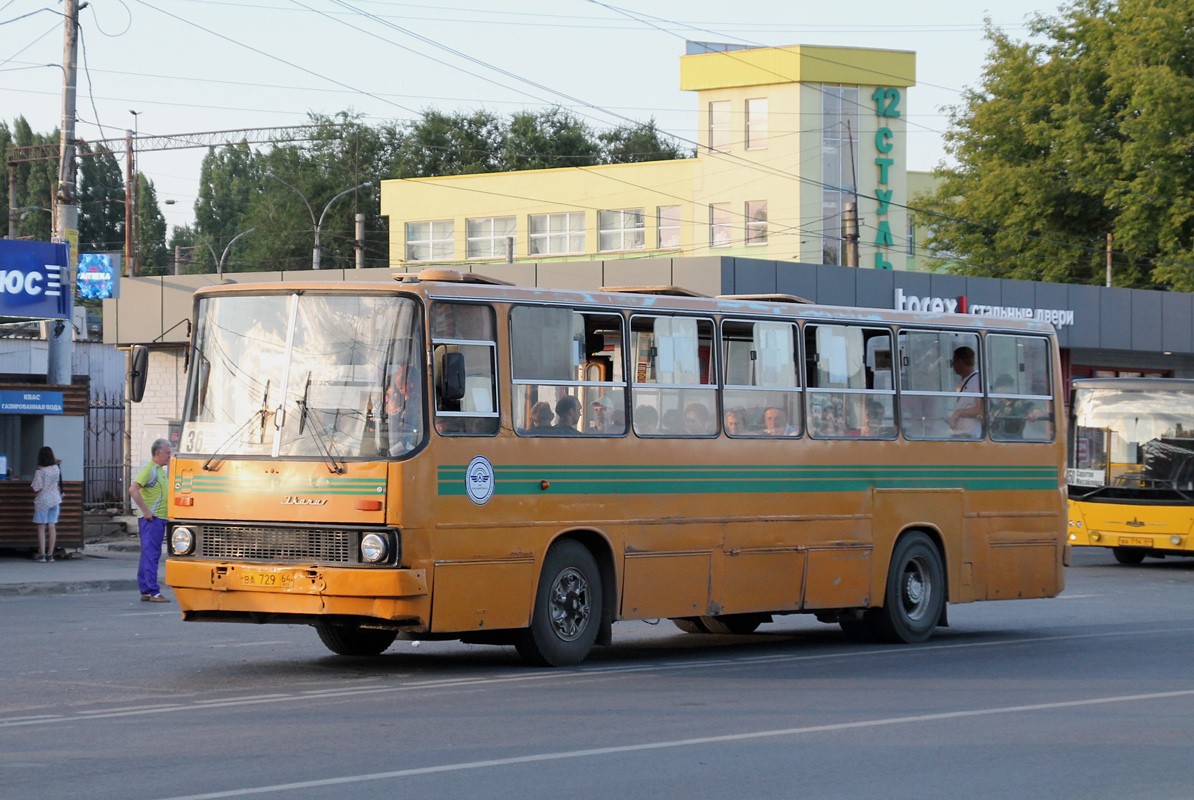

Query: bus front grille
[{"left": 195, "top": 525, "right": 352, "bottom": 564}]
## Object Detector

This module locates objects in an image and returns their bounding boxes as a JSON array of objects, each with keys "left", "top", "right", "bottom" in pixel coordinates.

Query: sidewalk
[{"left": 0, "top": 515, "right": 166, "bottom": 599}]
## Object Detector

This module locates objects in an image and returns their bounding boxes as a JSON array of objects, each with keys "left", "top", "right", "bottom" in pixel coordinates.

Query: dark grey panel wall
[
  {"left": 776, "top": 262, "right": 818, "bottom": 301},
  {"left": 1100, "top": 288, "right": 1133, "bottom": 350},
  {"left": 1132, "top": 291, "right": 1163, "bottom": 351},
  {"left": 856, "top": 268, "right": 894, "bottom": 309},
  {"left": 1163, "top": 292, "right": 1193, "bottom": 353},
  {"left": 816, "top": 264, "right": 856, "bottom": 307},
  {"left": 732, "top": 258, "right": 777, "bottom": 295},
  {"left": 1067, "top": 285, "right": 1100, "bottom": 349}
]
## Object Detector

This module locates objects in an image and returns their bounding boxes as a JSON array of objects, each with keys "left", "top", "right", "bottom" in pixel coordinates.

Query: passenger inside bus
[
  {"left": 551, "top": 396, "right": 583, "bottom": 435},
  {"left": 526, "top": 401, "right": 555, "bottom": 434},
  {"left": 724, "top": 407, "right": 749, "bottom": 436},
  {"left": 764, "top": 406, "right": 798, "bottom": 436}
]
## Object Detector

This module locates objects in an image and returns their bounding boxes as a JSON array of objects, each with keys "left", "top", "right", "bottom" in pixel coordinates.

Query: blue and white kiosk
[{"left": 0, "top": 240, "right": 85, "bottom": 553}]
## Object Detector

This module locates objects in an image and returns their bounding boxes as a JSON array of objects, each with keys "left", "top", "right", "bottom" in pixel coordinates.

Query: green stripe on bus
[{"left": 436, "top": 464, "right": 1059, "bottom": 496}]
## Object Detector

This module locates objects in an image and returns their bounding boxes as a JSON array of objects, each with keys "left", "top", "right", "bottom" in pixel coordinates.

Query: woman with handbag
[{"left": 30, "top": 446, "right": 63, "bottom": 562}]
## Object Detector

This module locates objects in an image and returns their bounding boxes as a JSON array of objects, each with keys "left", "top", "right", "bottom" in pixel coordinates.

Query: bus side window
[
  {"left": 805, "top": 324, "right": 893, "bottom": 438},
  {"left": 631, "top": 314, "right": 716, "bottom": 437},
  {"left": 722, "top": 319, "right": 801, "bottom": 437},
  {"left": 510, "top": 306, "right": 626, "bottom": 437},
  {"left": 986, "top": 334, "right": 1053, "bottom": 442},
  {"left": 431, "top": 302, "right": 499, "bottom": 436},
  {"left": 898, "top": 329, "right": 982, "bottom": 440}
]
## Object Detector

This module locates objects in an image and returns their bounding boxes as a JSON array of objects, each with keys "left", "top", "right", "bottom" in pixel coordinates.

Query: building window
[
  {"left": 597, "top": 209, "right": 645, "bottom": 252},
  {"left": 657, "top": 206, "right": 681, "bottom": 249},
  {"left": 709, "top": 100, "right": 731, "bottom": 152},
  {"left": 746, "top": 98, "right": 768, "bottom": 150},
  {"left": 405, "top": 220, "right": 454, "bottom": 262},
  {"left": 820, "top": 85, "right": 859, "bottom": 265},
  {"left": 710, "top": 203, "right": 731, "bottom": 248},
  {"left": 466, "top": 216, "right": 516, "bottom": 259},
  {"left": 745, "top": 201, "right": 767, "bottom": 245},
  {"left": 907, "top": 220, "right": 916, "bottom": 256},
  {"left": 528, "top": 212, "right": 585, "bottom": 255}
]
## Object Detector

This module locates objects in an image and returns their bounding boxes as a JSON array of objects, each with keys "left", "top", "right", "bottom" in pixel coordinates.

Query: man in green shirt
[{"left": 130, "top": 438, "right": 171, "bottom": 602}]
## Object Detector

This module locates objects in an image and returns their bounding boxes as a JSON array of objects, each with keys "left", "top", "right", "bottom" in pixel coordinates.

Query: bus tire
[
  {"left": 315, "top": 623, "right": 397, "bottom": 656},
  {"left": 868, "top": 532, "right": 945, "bottom": 644},
  {"left": 1112, "top": 547, "right": 1147, "bottom": 565},
  {"left": 699, "top": 614, "right": 764, "bottom": 635},
  {"left": 672, "top": 617, "right": 710, "bottom": 634},
  {"left": 515, "top": 540, "right": 603, "bottom": 667}
]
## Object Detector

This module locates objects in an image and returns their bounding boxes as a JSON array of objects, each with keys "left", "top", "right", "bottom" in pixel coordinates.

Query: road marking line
[
  {"left": 153, "top": 687, "right": 1194, "bottom": 800},
  {"left": 5, "top": 624, "right": 1194, "bottom": 729}
]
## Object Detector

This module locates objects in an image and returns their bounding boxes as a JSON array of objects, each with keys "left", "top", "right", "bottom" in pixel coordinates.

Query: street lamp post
[
  {"left": 195, "top": 228, "right": 256, "bottom": 277},
  {"left": 265, "top": 172, "right": 372, "bottom": 270}
]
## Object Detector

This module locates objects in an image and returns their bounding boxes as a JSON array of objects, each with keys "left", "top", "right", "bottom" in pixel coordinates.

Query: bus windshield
[
  {"left": 180, "top": 293, "right": 423, "bottom": 461},
  {"left": 1070, "top": 386, "right": 1194, "bottom": 495}
]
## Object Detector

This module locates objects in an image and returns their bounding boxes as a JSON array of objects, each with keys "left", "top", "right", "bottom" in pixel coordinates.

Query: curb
[{"left": 0, "top": 578, "right": 142, "bottom": 598}]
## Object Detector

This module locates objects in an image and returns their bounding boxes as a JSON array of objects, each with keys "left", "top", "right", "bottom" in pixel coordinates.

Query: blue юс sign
[
  {"left": 0, "top": 240, "right": 70, "bottom": 320},
  {"left": 0, "top": 391, "right": 64, "bottom": 414}
]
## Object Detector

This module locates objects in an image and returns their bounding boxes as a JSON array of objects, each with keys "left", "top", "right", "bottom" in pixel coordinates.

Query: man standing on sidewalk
[{"left": 130, "top": 438, "right": 171, "bottom": 603}]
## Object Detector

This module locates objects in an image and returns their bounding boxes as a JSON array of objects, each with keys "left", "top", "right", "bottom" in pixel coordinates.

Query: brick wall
[{"left": 129, "top": 350, "right": 186, "bottom": 470}]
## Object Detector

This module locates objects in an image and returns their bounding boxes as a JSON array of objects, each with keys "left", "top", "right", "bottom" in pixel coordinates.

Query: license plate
[
  {"left": 1118, "top": 537, "right": 1152, "bottom": 548},
  {"left": 239, "top": 570, "right": 294, "bottom": 588}
]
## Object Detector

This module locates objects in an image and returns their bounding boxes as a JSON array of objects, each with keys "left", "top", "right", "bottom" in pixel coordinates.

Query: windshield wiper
[
  {"left": 295, "top": 372, "right": 346, "bottom": 474},
  {"left": 203, "top": 380, "right": 270, "bottom": 472}
]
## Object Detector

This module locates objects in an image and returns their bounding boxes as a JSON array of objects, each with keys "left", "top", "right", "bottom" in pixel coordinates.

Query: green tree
[
  {"left": 77, "top": 143, "right": 125, "bottom": 253},
  {"left": 5, "top": 117, "right": 58, "bottom": 242},
  {"left": 505, "top": 107, "right": 600, "bottom": 170},
  {"left": 598, "top": 118, "right": 689, "bottom": 163},
  {"left": 194, "top": 142, "right": 260, "bottom": 272},
  {"left": 919, "top": 1, "right": 1194, "bottom": 289},
  {"left": 391, "top": 109, "right": 504, "bottom": 178},
  {"left": 134, "top": 173, "right": 169, "bottom": 275}
]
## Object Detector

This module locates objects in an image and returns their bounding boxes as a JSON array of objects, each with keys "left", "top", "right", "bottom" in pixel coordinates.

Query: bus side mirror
[
  {"left": 129, "top": 345, "right": 149, "bottom": 403},
  {"left": 442, "top": 352, "right": 466, "bottom": 402}
]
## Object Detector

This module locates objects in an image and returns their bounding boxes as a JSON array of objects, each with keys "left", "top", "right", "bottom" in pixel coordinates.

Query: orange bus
[{"left": 150, "top": 269, "right": 1067, "bottom": 666}]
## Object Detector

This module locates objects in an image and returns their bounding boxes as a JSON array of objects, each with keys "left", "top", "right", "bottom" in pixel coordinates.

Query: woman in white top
[{"left": 30, "top": 446, "right": 63, "bottom": 562}]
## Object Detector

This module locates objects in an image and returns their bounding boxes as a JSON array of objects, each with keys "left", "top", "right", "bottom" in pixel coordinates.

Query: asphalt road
[{"left": 4, "top": 546, "right": 1194, "bottom": 800}]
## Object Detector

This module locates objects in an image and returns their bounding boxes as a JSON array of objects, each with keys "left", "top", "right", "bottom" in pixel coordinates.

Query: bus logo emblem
[
  {"left": 1125, "top": 518, "right": 1145, "bottom": 527},
  {"left": 466, "top": 456, "right": 495, "bottom": 505}
]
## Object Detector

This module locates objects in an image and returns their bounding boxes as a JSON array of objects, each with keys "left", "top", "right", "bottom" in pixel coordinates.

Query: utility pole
[
  {"left": 7, "top": 163, "right": 17, "bottom": 239},
  {"left": 124, "top": 130, "right": 133, "bottom": 276},
  {"left": 842, "top": 202, "right": 859, "bottom": 268},
  {"left": 354, "top": 213, "right": 365, "bottom": 269},
  {"left": 48, "top": 0, "right": 81, "bottom": 387},
  {"left": 1106, "top": 232, "right": 1113, "bottom": 288}
]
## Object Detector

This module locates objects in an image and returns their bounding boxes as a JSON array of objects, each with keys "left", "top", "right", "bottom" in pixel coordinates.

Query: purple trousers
[{"left": 137, "top": 516, "right": 167, "bottom": 595}]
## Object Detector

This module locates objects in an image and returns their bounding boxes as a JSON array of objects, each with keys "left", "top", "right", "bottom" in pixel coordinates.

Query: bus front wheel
[
  {"left": 867, "top": 532, "right": 945, "bottom": 644},
  {"left": 315, "top": 623, "right": 397, "bottom": 656},
  {"left": 516, "top": 540, "right": 603, "bottom": 667},
  {"left": 1112, "top": 547, "right": 1148, "bottom": 565}
]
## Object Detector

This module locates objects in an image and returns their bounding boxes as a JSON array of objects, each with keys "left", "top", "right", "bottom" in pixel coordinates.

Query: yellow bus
[
  {"left": 150, "top": 269, "right": 1067, "bottom": 666},
  {"left": 1068, "top": 377, "right": 1194, "bottom": 564}
]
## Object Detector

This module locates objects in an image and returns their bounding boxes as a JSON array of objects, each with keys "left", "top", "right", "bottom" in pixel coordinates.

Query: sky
[{"left": 1, "top": 0, "right": 1061, "bottom": 234}]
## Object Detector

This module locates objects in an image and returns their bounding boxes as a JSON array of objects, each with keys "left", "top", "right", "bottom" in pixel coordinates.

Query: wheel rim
[
  {"left": 548, "top": 566, "right": 591, "bottom": 642},
  {"left": 900, "top": 555, "right": 933, "bottom": 622}
]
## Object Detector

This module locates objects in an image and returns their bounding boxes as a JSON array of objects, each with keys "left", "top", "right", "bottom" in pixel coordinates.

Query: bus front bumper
[{"left": 165, "top": 559, "right": 430, "bottom": 625}]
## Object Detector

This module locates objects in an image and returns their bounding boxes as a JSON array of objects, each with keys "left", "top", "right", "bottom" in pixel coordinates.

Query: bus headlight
[
  {"left": 171, "top": 526, "right": 195, "bottom": 556},
  {"left": 361, "top": 533, "right": 389, "bottom": 563},
  {"left": 1171, "top": 535, "right": 1182, "bottom": 546},
  {"left": 1090, "top": 531, "right": 1101, "bottom": 542}
]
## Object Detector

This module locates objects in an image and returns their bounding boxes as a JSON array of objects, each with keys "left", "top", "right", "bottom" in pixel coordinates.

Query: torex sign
[
  {"left": 895, "top": 288, "right": 1074, "bottom": 327},
  {"left": 0, "top": 240, "right": 70, "bottom": 320}
]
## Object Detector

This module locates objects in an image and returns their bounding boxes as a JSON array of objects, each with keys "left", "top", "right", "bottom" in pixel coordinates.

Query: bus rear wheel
[
  {"left": 672, "top": 617, "right": 710, "bottom": 634},
  {"left": 867, "top": 532, "right": 945, "bottom": 644},
  {"left": 515, "top": 540, "right": 603, "bottom": 667},
  {"left": 1112, "top": 547, "right": 1148, "bottom": 565},
  {"left": 315, "top": 623, "right": 397, "bottom": 656},
  {"left": 699, "top": 614, "right": 765, "bottom": 635}
]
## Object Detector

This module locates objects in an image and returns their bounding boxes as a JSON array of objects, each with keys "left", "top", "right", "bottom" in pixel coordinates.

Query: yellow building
[{"left": 381, "top": 42, "right": 927, "bottom": 275}]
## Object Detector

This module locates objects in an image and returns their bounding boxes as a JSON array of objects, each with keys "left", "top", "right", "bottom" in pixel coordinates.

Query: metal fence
[{"left": 85, "top": 392, "right": 125, "bottom": 511}]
